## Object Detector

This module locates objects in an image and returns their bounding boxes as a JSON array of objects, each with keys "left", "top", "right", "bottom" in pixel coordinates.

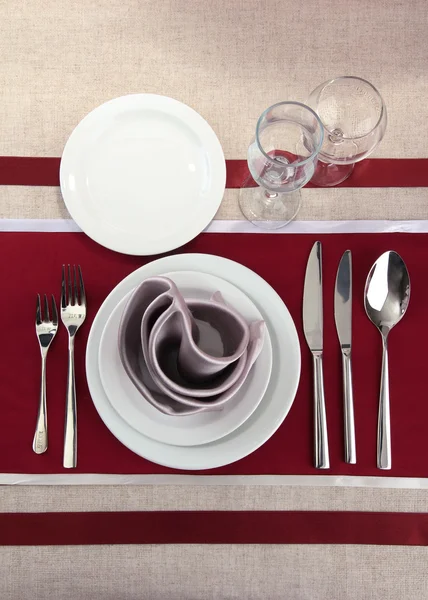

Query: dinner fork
[
  {"left": 61, "top": 265, "right": 86, "bottom": 468},
  {"left": 33, "top": 294, "right": 58, "bottom": 454}
]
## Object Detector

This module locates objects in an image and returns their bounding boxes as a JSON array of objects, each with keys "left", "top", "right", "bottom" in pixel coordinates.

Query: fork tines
[
  {"left": 61, "top": 265, "right": 86, "bottom": 307},
  {"left": 36, "top": 294, "right": 58, "bottom": 327}
]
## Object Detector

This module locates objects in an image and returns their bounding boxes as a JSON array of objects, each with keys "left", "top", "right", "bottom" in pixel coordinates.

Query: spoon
[{"left": 364, "top": 251, "right": 410, "bottom": 470}]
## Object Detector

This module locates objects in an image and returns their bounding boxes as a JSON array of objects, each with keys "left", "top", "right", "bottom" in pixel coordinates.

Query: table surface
[{"left": 1, "top": 1, "right": 428, "bottom": 598}]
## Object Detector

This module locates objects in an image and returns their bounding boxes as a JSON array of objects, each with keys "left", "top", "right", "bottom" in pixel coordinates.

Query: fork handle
[
  {"left": 63, "top": 335, "right": 77, "bottom": 468},
  {"left": 32, "top": 355, "right": 48, "bottom": 454}
]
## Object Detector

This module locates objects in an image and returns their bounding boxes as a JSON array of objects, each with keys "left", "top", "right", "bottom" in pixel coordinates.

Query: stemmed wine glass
[
  {"left": 239, "top": 101, "right": 324, "bottom": 229},
  {"left": 307, "top": 76, "right": 387, "bottom": 187}
]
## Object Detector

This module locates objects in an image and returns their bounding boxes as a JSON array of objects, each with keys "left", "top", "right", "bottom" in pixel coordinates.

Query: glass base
[
  {"left": 239, "top": 184, "right": 301, "bottom": 230},
  {"left": 311, "top": 161, "right": 354, "bottom": 187}
]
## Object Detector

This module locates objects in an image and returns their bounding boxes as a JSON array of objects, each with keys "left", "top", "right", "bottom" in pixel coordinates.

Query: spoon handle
[
  {"left": 342, "top": 352, "right": 356, "bottom": 464},
  {"left": 378, "top": 338, "right": 391, "bottom": 469},
  {"left": 313, "top": 352, "right": 330, "bottom": 469}
]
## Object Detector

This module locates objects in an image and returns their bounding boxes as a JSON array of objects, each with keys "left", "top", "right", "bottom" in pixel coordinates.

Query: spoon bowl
[
  {"left": 364, "top": 250, "right": 410, "bottom": 470},
  {"left": 364, "top": 251, "right": 410, "bottom": 336}
]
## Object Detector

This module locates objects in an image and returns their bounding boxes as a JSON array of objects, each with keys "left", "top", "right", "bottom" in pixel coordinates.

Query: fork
[
  {"left": 33, "top": 294, "right": 58, "bottom": 454},
  {"left": 61, "top": 265, "right": 86, "bottom": 468}
]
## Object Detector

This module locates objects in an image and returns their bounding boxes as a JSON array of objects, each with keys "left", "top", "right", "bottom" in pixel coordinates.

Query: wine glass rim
[
  {"left": 255, "top": 101, "right": 324, "bottom": 167},
  {"left": 312, "top": 76, "right": 386, "bottom": 141}
]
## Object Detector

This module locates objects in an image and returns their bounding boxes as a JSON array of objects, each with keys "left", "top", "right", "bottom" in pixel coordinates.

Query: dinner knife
[
  {"left": 303, "top": 241, "right": 330, "bottom": 469},
  {"left": 334, "top": 250, "right": 356, "bottom": 464}
]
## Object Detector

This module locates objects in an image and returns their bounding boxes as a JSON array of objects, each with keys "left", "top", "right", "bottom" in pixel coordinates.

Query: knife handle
[
  {"left": 342, "top": 352, "right": 356, "bottom": 464},
  {"left": 313, "top": 353, "right": 330, "bottom": 469}
]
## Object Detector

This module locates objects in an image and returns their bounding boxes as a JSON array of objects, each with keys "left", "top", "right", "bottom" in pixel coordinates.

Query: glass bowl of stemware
[
  {"left": 239, "top": 101, "right": 324, "bottom": 230},
  {"left": 307, "top": 76, "right": 387, "bottom": 187}
]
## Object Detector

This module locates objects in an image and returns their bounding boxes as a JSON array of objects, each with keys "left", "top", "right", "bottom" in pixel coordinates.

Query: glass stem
[{"left": 263, "top": 189, "right": 278, "bottom": 205}]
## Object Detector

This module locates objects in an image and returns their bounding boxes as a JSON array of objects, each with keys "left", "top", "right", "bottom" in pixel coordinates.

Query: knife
[
  {"left": 334, "top": 250, "right": 356, "bottom": 464},
  {"left": 303, "top": 241, "right": 330, "bottom": 469}
]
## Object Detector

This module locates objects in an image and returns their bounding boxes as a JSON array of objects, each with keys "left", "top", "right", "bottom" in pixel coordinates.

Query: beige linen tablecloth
[{"left": 1, "top": 1, "right": 428, "bottom": 598}]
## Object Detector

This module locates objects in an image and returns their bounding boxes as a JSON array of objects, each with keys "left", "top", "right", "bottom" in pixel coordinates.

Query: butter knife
[
  {"left": 334, "top": 250, "right": 356, "bottom": 464},
  {"left": 303, "top": 241, "right": 330, "bottom": 469}
]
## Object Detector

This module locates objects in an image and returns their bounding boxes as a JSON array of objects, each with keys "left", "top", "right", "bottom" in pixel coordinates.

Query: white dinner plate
[
  {"left": 60, "top": 94, "right": 226, "bottom": 255},
  {"left": 86, "top": 254, "right": 301, "bottom": 470},
  {"left": 98, "top": 271, "right": 273, "bottom": 446}
]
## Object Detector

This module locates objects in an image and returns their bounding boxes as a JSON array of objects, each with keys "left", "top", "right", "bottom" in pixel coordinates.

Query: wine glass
[
  {"left": 239, "top": 102, "right": 324, "bottom": 230},
  {"left": 307, "top": 76, "right": 387, "bottom": 187}
]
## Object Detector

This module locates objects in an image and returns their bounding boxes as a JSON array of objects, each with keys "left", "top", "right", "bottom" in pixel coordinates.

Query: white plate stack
[{"left": 86, "top": 254, "right": 301, "bottom": 470}]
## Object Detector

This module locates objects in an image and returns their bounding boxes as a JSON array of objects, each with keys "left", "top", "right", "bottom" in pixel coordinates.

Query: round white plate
[
  {"left": 98, "top": 271, "right": 273, "bottom": 446},
  {"left": 86, "top": 254, "right": 301, "bottom": 470},
  {"left": 60, "top": 94, "right": 226, "bottom": 255}
]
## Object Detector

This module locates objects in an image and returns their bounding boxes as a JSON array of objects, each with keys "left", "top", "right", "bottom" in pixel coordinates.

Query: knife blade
[
  {"left": 334, "top": 250, "right": 352, "bottom": 350},
  {"left": 303, "top": 241, "right": 323, "bottom": 352},
  {"left": 334, "top": 250, "right": 356, "bottom": 464},
  {"left": 303, "top": 241, "right": 329, "bottom": 469}
]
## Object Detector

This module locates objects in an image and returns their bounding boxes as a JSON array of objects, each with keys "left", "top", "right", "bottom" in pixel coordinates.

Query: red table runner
[
  {"left": 1, "top": 230, "right": 425, "bottom": 477},
  {"left": 2, "top": 156, "right": 428, "bottom": 188},
  {"left": 2, "top": 511, "right": 428, "bottom": 546}
]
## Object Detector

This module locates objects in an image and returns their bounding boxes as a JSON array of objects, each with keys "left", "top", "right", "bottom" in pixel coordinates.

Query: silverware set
[
  {"left": 303, "top": 242, "right": 410, "bottom": 470},
  {"left": 34, "top": 250, "right": 410, "bottom": 472},
  {"left": 33, "top": 265, "right": 86, "bottom": 468}
]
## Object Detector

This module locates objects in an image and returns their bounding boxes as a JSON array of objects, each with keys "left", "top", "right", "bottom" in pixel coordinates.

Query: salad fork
[
  {"left": 61, "top": 265, "right": 86, "bottom": 468},
  {"left": 33, "top": 294, "right": 58, "bottom": 454}
]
